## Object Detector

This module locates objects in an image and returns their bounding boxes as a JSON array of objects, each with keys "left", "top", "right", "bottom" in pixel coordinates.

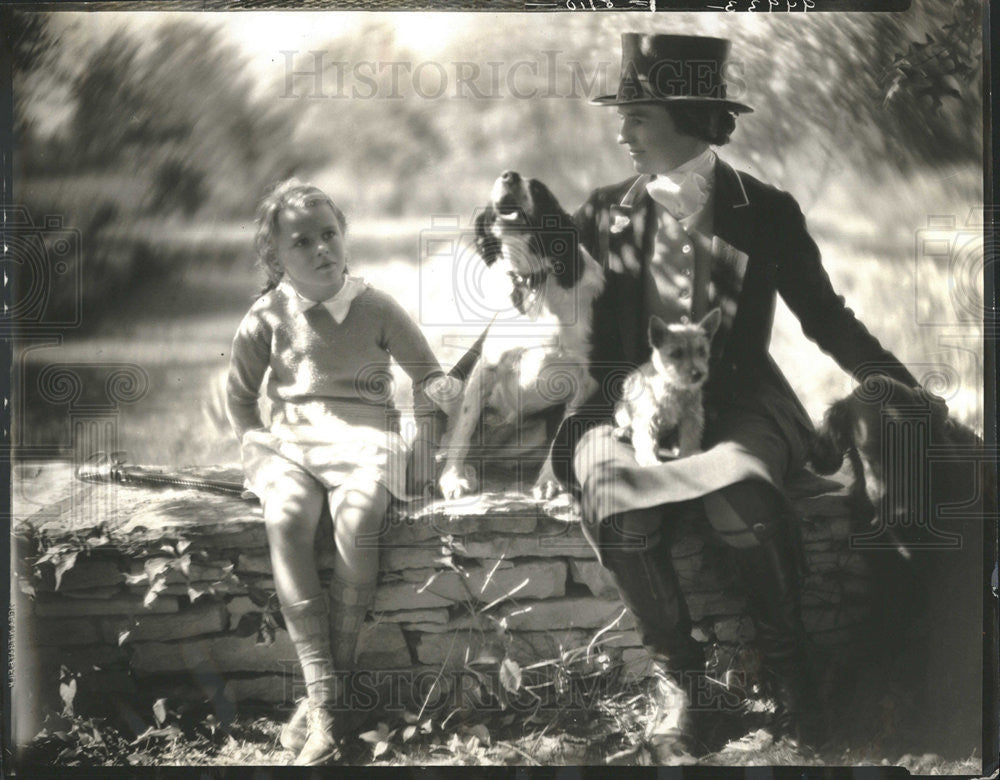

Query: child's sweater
[{"left": 226, "top": 282, "right": 442, "bottom": 438}]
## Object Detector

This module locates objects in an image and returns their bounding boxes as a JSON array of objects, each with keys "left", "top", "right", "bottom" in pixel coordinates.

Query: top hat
[{"left": 592, "top": 33, "right": 753, "bottom": 113}]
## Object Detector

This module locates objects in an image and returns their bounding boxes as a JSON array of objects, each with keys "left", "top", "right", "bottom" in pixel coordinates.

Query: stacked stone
[{"left": 12, "top": 462, "right": 868, "bottom": 740}]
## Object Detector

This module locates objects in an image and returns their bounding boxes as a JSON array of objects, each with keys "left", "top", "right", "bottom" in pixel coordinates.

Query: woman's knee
[
  {"left": 704, "top": 480, "right": 786, "bottom": 548},
  {"left": 599, "top": 507, "right": 665, "bottom": 556}
]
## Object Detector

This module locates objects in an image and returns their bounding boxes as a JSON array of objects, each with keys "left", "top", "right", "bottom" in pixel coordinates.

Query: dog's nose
[
  {"left": 500, "top": 170, "right": 520, "bottom": 184},
  {"left": 691, "top": 370, "right": 704, "bottom": 383}
]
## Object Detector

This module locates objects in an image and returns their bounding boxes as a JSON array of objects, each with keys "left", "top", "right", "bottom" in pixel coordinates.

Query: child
[{"left": 226, "top": 179, "right": 443, "bottom": 765}]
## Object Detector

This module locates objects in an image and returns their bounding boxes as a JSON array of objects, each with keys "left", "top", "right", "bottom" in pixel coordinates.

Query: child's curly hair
[{"left": 253, "top": 178, "right": 348, "bottom": 298}]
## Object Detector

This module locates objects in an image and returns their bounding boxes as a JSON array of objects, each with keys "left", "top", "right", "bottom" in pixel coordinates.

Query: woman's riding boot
[
  {"left": 730, "top": 525, "right": 818, "bottom": 746},
  {"left": 280, "top": 595, "right": 342, "bottom": 766},
  {"left": 601, "top": 529, "right": 708, "bottom": 760}
]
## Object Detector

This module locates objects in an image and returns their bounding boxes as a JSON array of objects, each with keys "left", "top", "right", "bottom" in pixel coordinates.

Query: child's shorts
[{"left": 241, "top": 401, "right": 409, "bottom": 502}]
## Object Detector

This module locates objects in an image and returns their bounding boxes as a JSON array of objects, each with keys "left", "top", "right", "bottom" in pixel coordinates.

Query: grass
[{"left": 17, "top": 674, "right": 985, "bottom": 770}]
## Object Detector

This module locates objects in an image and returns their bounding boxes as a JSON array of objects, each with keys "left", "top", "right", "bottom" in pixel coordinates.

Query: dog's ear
[
  {"left": 528, "top": 179, "right": 583, "bottom": 290},
  {"left": 648, "top": 316, "right": 670, "bottom": 348},
  {"left": 810, "top": 397, "right": 854, "bottom": 474},
  {"left": 474, "top": 207, "right": 502, "bottom": 266},
  {"left": 699, "top": 308, "right": 722, "bottom": 339},
  {"left": 527, "top": 179, "right": 566, "bottom": 220}
]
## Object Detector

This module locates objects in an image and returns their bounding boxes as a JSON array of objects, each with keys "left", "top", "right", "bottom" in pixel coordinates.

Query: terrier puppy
[{"left": 614, "top": 309, "right": 721, "bottom": 467}]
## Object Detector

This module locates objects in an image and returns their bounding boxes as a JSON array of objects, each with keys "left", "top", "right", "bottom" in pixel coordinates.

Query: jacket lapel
[
  {"left": 711, "top": 158, "right": 752, "bottom": 251},
  {"left": 606, "top": 161, "right": 755, "bottom": 363}
]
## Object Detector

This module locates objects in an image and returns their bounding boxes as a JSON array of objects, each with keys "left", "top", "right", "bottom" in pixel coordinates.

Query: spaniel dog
[
  {"left": 438, "top": 171, "right": 605, "bottom": 500},
  {"left": 809, "top": 375, "right": 988, "bottom": 527},
  {"left": 810, "top": 376, "right": 995, "bottom": 755}
]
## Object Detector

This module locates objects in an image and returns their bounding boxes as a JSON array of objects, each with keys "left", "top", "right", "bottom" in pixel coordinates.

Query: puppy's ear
[
  {"left": 648, "top": 316, "right": 670, "bottom": 348},
  {"left": 474, "top": 207, "right": 502, "bottom": 266},
  {"left": 699, "top": 308, "right": 722, "bottom": 339},
  {"left": 810, "top": 397, "right": 853, "bottom": 474}
]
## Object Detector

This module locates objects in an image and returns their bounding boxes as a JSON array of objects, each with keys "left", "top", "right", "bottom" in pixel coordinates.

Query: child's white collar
[{"left": 281, "top": 276, "right": 368, "bottom": 323}]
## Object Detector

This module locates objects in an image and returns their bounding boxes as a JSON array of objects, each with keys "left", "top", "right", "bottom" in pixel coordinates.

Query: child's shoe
[
  {"left": 294, "top": 704, "right": 341, "bottom": 766},
  {"left": 280, "top": 594, "right": 342, "bottom": 763},
  {"left": 279, "top": 698, "right": 309, "bottom": 752}
]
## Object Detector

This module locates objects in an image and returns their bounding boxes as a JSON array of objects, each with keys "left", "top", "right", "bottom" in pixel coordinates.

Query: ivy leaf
[
  {"left": 176, "top": 540, "right": 191, "bottom": 555},
  {"left": 187, "top": 585, "right": 206, "bottom": 603},
  {"left": 132, "top": 724, "right": 182, "bottom": 743},
  {"left": 143, "top": 579, "right": 167, "bottom": 608},
  {"left": 152, "top": 698, "right": 168, "bottom": 727},
  {"left": 177, "top": 554, "right": 192, "bottom": 578},
  {"left": 463, "top": 723, "right": 491, "bottom": 746},
  {"left": 53, "top": 551, "right": 79, "bottom": 591},
  {"left": 144, "top": 558, "right": 170, "bottom": 579},
  {"left": 123, "top": 572, "right": 148, "bottom": 586},
  {"left": 247, "top": 585, "right": 270, "bottom": 608},
  {"left": 118, "top": 630, "right": 132, "bottom": 646},
  {"left": 234, "top": 613, "right": 261, "bottom": 638},
  {"left": 372, "top": 740, "right": 391, "bottom": 759},
  {"left": 401, "top": 724, "right": 417, "bottom": 743},
  {"left": 59, "top": 677, "right": 77, "bottom": 717},
  {"left": 201, "top": 714, "right": 220, "bottom": 736},
  {"left": 359, "top": 722, "right": 391, "bottom": 743},
  {"left": 499, "top": 657, "right": 522, "bottom": 694}
]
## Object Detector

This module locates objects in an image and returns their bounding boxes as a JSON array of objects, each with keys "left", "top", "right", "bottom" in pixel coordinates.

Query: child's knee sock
[
  {"left": 328, "top": 575, "right": 377, "bottom": 670},
  {"left": 281, "top": 595, "right": 338, "bottom": 703}
]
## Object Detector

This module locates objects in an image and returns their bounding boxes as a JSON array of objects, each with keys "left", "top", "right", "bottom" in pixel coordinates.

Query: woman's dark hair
[{"left": 664, "top": 103, "right": 737, "bottom": 146}]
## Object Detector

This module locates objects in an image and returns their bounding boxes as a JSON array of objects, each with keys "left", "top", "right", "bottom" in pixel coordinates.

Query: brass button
[{"left": 682, "top": 244, "right": 692, "bottom": 254}]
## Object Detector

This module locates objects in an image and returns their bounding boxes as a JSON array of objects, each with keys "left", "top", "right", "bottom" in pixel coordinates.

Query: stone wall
[{"left": 11, "top": 461, "right": 867, "bottom": 743}]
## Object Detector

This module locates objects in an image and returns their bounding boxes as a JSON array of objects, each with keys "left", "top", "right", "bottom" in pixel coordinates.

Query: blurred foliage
[
  {"left": 8, "top": 4, "right": 983, "bottom": 330},
  {"left": 7, "top": 10, "right": 58, "bottom": 75},
  {"left": 12, "top": 4, "right": 983, "bottom": 219},
  {"left": 16, "top": 18, "right": 324, "bottom": 218}
]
